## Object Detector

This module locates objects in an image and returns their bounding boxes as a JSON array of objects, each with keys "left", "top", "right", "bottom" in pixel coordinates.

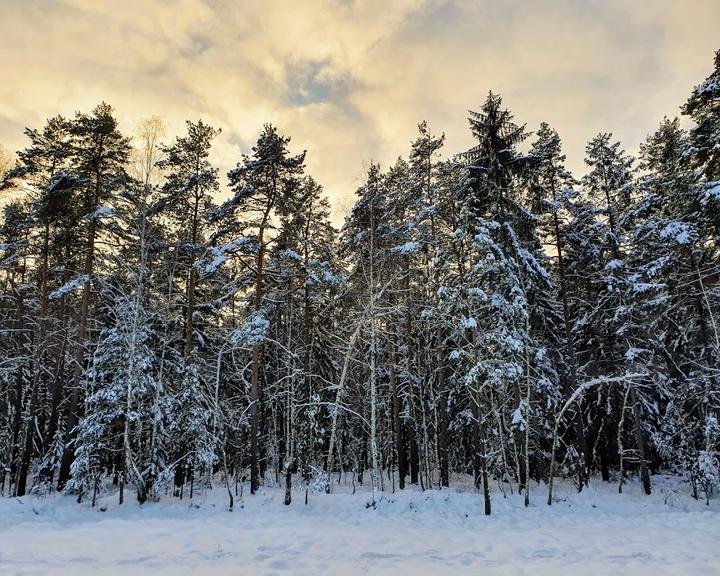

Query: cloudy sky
[{"left": 0, "top": 0, "right": 718, "bottom": 222}]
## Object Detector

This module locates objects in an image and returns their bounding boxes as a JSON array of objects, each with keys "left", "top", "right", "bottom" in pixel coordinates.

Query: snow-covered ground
[{"left": 1, "top": 475, "right": 718, "bottom": 575}]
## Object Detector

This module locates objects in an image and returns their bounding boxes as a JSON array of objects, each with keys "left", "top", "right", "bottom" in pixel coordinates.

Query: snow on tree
[{"left": 2, "top": 47, "right": 720, "bottom": 510}]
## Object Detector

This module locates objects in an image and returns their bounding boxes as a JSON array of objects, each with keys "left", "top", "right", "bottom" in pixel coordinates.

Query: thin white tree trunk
[
  {"left": 617, "top": 383, "right": 631, "bottom": 494},
  {"left": 325, "top": 319, "right": 364, "bottom": 491}
]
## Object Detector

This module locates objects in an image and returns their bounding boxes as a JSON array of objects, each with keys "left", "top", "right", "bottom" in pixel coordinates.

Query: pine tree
[
  {"left": 224, "top": 124, "right": 305, "bottom": 494},
  {"left": 683, "top": 50, "right": 720, "bottom": 182},
  {"left": 157, "top": 120, "right": 221, "bottom": 359},
  {"left": 269, "top": 176, "right": 340, "bottom": 503},
  {"left": 5, "top": 115, "right": 78, "bottom": 495},
  {"left": 0, "top": 199, "right": 33, "bottom": 496},
  {"left": 57, "top": 103, "right": 132, "bottom": 490},
  {"left": 528, "top": 123, "right": 591, "bottom": 487}
]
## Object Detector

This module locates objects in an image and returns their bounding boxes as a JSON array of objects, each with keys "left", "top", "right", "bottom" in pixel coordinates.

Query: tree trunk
[
  {"left": 630, "top": 386, "right": 651, "bottom": 495},
  {"left": 437, "top": 389, "right": 449, "bottom": 488},
  {"left": 57, "top": 216, "right": 97, "bottom": 490},
  {"left": 552, "top": 208, "right": 591, "bottom": 485},
  {"left": 389, "top": 342, "right": 406, "bottom": 489},
  {"left": 249, "top": 227, "right": 266, "bottom": 494},
  {"left": 325, "top": 318, "right": 364, "bottom": 489}
]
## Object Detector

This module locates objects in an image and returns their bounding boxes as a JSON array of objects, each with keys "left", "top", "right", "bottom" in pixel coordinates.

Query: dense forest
[{"left": 0, "top": 49, "right": 718, "bottom": 513}]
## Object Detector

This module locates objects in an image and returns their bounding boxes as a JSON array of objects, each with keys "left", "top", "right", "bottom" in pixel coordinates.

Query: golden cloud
[{"left": 0, "top": 0, "right": 718, "bottom": 224}]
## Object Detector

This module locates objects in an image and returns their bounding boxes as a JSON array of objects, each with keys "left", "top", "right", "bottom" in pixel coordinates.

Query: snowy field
[{"left": 1, "top": 476, "right": 718, "bottom": 576}]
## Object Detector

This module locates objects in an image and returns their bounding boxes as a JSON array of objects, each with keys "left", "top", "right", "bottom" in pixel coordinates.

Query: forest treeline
[{"left": 0, "top": 50, "right": 719, "bottom": 511}]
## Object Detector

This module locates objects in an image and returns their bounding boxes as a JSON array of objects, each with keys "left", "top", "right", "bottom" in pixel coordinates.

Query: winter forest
[{"left": 1, "top": 40, "right": 720, "bottom": 529}]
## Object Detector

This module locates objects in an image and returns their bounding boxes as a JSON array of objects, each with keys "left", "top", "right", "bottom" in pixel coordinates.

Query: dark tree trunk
[
  {"left": 473, "top": 389, "right": 491, "bottom": 515},
  {"left": 389, "top": 343, "right": 406, "bottom": 489},
  {"left": 438, "top": 389, "right": 449, "bottom": 488},
  {"left": 58, "top": 200, "right": 99, "bottom": 490},
  {"left": 630, "top": 387, "right": 651, "bottom": 495},
  {"left": 551, "top": 207, "right": 591, "bottom": 486},
  {"left": 408, "top": 426, "right": 419, "bottom": 485}
]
